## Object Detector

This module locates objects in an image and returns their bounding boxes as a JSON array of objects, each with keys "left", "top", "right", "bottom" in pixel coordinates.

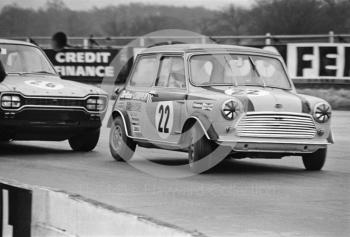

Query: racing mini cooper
[
  {"left": 0, "top": 39, "right": 108, "bottom": 151},
  {"left": 108, "top": 44, "right": 333, "bottom": 173}
]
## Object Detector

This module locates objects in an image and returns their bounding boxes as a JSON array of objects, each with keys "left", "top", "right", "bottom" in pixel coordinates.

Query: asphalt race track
[{"left": 0, "top": 110, "right": 349, "bottom": 237}]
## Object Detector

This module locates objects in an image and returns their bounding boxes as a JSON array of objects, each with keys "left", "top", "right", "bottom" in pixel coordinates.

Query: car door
[
  {"left": 141, "top": 55, "right": 187, "bottom": 144},
  {"left": 123, "top": 54, "right": 159, "bottom": 139}
]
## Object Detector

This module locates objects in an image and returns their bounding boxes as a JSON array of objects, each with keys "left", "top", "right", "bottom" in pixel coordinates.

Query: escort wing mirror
[
  {"left": 114, "top": 87, "right": 121, "bottom": 95},
  {"left": 0, "top": 60, "right": 6, "bottom": 83},
  {"left": 148, "top": 90, "right": 159, "bottom": 98},
  {"left": 113, "top": 86, "right": 125, "bottom": 100}
]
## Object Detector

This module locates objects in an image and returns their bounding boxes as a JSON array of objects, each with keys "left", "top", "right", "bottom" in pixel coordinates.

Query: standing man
[{"left": 51, "top": 32, "right": 71, "bottom": 51}]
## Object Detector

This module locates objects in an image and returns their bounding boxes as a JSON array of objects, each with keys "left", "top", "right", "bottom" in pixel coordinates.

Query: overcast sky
[{"left": 0, "top": 0, "right": 256, "bottom": 10}]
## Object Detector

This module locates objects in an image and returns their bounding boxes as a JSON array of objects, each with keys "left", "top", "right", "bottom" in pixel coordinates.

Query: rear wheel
[
  {"left": 69, "top": 129, "right": 100, "bottom": 152},
  {"left": 188, "top": 123, "right": 219, "bottom": 174},
  {"left": 109, "top": 116, "right": 136, "bottom": 162},
  {"left": 302, "top": 148, "right": 327, "bottom": 171}
]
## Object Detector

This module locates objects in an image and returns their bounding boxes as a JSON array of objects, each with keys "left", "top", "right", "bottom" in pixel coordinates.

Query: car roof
[
  {"left": 0, "top": 39, "right": 36, "bottom": 47},
  {"left": 141, "top": 44, "right": 280, "bottom": 56}
]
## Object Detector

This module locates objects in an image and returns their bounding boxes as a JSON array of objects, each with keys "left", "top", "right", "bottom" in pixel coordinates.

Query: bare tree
[{"left": 249, "top": 0, "right": 324, "bottom": 34}]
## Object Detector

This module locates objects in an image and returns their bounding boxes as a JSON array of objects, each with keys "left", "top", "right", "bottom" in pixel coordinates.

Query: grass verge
[{"left": 297, "top": 88, "right": 350, "bottom": 111}]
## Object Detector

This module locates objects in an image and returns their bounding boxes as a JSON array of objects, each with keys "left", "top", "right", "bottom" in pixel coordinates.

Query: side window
[
  {"left": 156, "top": 56, "right": 186, "bottom": 89},
  {"left": 129, "top": 56, "right": 158, "bottom": 87}
]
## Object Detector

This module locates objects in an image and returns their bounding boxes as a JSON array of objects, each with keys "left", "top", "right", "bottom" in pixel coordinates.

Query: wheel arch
[
  {"left": 180, "top": 113, "right": 219, "bottom": 144},
  {"left": 327, "top": 130, "right": 335, "bottom": 144},
  {"left": 107, "top": 110, "right": 132, "bottom": 137}
]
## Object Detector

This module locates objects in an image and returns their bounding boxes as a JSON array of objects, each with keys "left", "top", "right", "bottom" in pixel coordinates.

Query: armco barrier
[{"left": 0, "top": 179, "right": 204, "bottom": 237}]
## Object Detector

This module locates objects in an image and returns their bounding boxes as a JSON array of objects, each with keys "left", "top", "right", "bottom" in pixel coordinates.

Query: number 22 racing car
[
  {"left": 108, "top": 44, "right": 333, "bottom": 173},
  {"left": 0, "top": 39, "right": 108, "bottom": 151}
]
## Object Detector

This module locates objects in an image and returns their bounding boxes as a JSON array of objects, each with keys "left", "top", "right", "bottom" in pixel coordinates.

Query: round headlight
[
  {"left": 221, "top": 99, "right": 242, "bottom": 121},
  {"left": 314, "top": 103, "right": 331, "bottom": 123}
]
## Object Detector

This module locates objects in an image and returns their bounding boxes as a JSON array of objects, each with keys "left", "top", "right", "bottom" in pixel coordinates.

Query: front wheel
[
  {"left": 188, "top": 123, "right": 219, "bottom": 174},
  {"left": 302, "top": 148, "right": 327, "bottom": 171},
  {"left": 109, "top": 116, "right": 136, "bottom": 162},
  {"left": 69, "top": 129, "right": 100, "bottom": 152}
]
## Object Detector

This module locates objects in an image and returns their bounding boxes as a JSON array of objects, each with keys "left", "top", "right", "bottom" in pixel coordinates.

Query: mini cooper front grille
[
  {"left": 236, "top": 113, "right": 317, "bottom": 139},
  {"left": 24, "top": 98, "right": 85, "bottom": 108}
]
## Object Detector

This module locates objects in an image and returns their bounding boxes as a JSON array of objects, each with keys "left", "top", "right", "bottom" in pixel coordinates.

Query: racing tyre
[
  {"left": 69, "top": 129, "right": 100, "bottom": 152},
  {"left": 188, "top": 122, "right": 219, "bottom": 174},
  {"left": 302, "top": 148, "right": 327, "bottom": 171},
  {"left": 109, "top": 116, "right": 136, "bottom": 162}
]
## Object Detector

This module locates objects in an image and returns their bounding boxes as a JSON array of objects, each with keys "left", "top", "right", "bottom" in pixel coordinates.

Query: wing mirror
[
  {"left": 114, "top": 87, "right": 122, "bottom": 95},
  {"left": 0, "top": 60, "right": 6, "bottom": 82},
  {"left": 148, "top": 90, "right": 159, "bottom": 98}
]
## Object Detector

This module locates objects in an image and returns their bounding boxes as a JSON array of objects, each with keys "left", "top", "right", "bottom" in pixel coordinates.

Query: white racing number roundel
[
  {"left": 155, "top": 102, "right": 174, "bottom": 139},
  {"left": 25, "top": 80, "right": 64, "bottom": 90}
]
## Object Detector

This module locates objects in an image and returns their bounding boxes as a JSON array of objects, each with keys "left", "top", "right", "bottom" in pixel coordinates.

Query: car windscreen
[
  {"left": 190, "top": 54, "right": 291, "bottom": 90},
  {"left": 0, "top": 44, "right": 56, "bottom": 75}
]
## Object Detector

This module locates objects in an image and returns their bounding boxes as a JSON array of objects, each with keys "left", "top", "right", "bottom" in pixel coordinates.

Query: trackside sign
[
  {"left": 0, "top": 184, "right": 32, "bottom": 237},
  {"left": 45, "top": 49, "right": 122, "bottom": 84},
  {"left": 287, "top": 43, "right": 350, "bottom": 80}
]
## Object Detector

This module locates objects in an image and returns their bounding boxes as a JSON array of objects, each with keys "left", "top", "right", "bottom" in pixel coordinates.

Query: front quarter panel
[
  {"left": 185, "top": 95, "right": 243, "bottom": 139},
  {"left": 298, "top": 93, "right": 333, "bottom": 143}
]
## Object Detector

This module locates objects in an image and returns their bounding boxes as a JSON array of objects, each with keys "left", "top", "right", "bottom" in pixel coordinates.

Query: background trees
[{"left": 0, "top": 0, "right": 350, "bottom": 38}]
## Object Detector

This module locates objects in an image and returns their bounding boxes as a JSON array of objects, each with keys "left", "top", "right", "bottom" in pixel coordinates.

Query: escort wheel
[{"left": 69, "top": 129, "right": 100, "bottom": 152}]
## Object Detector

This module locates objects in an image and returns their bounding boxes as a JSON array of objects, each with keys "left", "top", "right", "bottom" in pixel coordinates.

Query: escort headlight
[
  {"left": 1, "top": 95, "right": 22, "bottom": 109},
  {"left": 86, "top": 96, "right": 107, "bottom": 112},
  {"left": 221, "top": 99, "right": 242, "bottom": 121},
  {"left": 313, "top": 103, "right": 331, "bottom": 123}
]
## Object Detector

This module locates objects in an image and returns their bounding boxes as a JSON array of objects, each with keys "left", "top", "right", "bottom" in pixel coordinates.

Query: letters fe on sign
[
  {"left": 257, "top": 44, "right": 350, "bottom": 81},
  {"left": 281, "top": 43, "right": 350, "bottom": 81}
]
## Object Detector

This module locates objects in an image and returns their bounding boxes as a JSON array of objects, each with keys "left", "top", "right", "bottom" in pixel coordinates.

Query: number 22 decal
[
  {"left": 155, "top": 102, "right": 174, "bottom": 139},
  {"left": 158, "top": 105, "right": 170, "bottom": 133}
]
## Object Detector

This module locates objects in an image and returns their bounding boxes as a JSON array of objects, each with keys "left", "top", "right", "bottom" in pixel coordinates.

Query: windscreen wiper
[
  {"left": 19, "top": 71, "right": 57, "bottom": 76},
  {"left": 224, "top": 55, "right": 238, "bottom": 87},
  {"left": 264, "top": 85, "right": 291, "bottom": 90},
  {"left": 7, "top": 71, "right": 56, "bottom": 76},
  {"left": 248, "top": 57, "right": 261, "bottom": 78},
  {"left": 248, "top": 56, "right": 269, "bottom": 88},
  {"left": 22, "top": 71, "right": 56, "bottom": 75}
]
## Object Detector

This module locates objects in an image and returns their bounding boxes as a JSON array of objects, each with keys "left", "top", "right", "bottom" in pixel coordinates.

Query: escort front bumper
[{"left": 0, "top": 108, "right": 105, "bottom": 141}]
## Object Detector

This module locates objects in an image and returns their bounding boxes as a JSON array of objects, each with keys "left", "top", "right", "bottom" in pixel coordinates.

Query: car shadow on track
[
  {"left": 0, "top": 141, "right": 73, "bottom": 156},
  {"left": 209, "top": 159, "right": 304, "bottom": 174},
  {"left": 149, "top": 157, "right": 306, "bottom": 175},
  {"left": 149, "top": 158, "right": 189, "bottom": 166}
]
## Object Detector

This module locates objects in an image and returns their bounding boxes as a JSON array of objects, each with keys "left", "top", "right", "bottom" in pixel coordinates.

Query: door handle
[{"left": 148, "top": 91, "right": 159, "bottom": 97}]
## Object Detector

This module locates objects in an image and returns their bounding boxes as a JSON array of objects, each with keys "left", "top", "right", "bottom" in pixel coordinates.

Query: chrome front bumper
[{"left": 217, "top": 138, "right": 330, "bottom": 154}]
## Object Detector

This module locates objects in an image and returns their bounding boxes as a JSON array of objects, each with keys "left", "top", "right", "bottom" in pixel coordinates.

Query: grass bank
[{"left": 297, "top": 88, "right": 350, "bottom": 111}]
